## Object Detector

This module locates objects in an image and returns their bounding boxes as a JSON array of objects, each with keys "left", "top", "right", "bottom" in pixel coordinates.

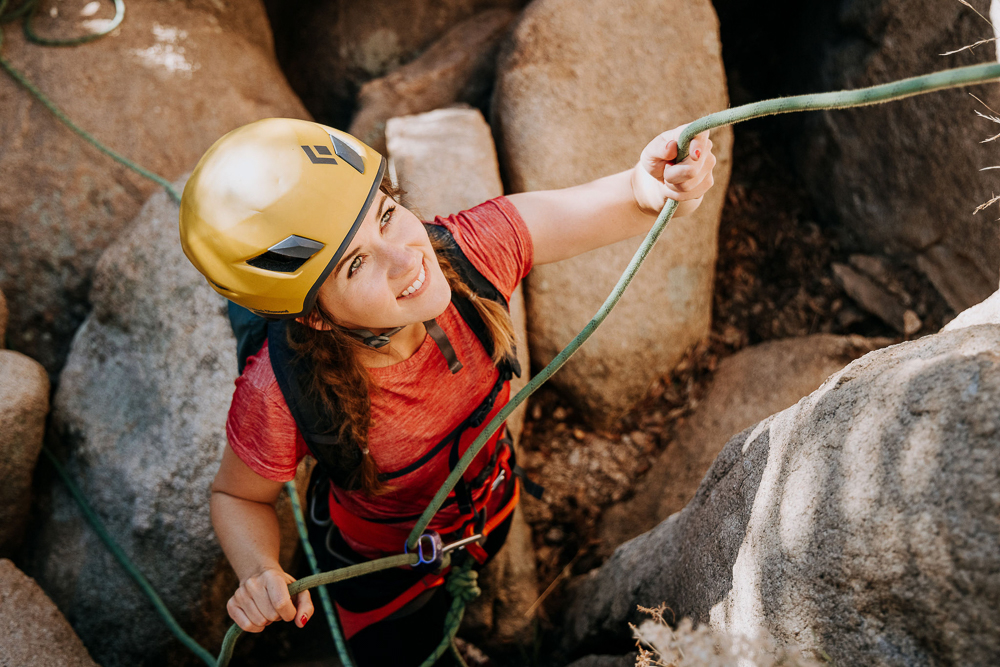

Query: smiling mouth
[{"left": 397, "top": 261, "right": 427, "bottom": 299}]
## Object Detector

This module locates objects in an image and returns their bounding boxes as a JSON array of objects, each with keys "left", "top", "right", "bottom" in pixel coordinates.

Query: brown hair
[{"left": 286, "top": 181, "right": 516, "bottom": 496}]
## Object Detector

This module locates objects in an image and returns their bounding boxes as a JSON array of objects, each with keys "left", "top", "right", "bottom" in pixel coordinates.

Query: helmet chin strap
[
  {"left": 344, "top": 326, "right": 405, "bottom": 349},
  {"left": 343, "top": 319, "right": 464, "bottom": 374}
]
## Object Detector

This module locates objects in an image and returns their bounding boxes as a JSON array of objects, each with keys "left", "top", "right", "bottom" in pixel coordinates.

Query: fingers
[
  {"left": 264, "top": 574, "right": 298, "bottom": 623},
  {"left": 663, "top": 143, "right": 716, "bottom": 196},
  {"left": 294, "top": 590, "right": 315, "bottom": 628},
  {"left": 228, "top": 569, "right": 300, "bottom": 633},
  {"left": 228, "top": 594, "right": 267, "bottom": 633}
]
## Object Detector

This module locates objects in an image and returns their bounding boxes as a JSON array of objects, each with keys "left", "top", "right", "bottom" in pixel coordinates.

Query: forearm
[
  {"left": 509, "top": 169, "right": 655, "bottom": 265},
  {"left": 211, "top": 489, "right": 284, "bottom": 582}
]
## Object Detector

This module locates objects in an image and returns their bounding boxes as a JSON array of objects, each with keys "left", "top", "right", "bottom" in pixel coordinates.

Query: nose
[{"left": 381, "top": 240, "right": 417, "bottom": 280}]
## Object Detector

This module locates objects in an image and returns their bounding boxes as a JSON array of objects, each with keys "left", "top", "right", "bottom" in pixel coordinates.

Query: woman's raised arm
[{"left": 507, "top": 125, "right": 716, "bottom": 265}]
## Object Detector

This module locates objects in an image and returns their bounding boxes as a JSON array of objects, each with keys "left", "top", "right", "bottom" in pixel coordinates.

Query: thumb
[{"left": 294, "top": 589, "right": 314, "bottom": 628}]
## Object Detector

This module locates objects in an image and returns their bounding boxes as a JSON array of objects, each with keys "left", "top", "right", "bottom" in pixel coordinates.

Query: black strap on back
[{"left": 261, "top": 223, "right": 520, "bottom": 491}]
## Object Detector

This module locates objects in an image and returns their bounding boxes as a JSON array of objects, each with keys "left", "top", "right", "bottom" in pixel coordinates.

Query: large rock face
[
  {"left": 385, "top": 107, "right": 537, "bottom": 643},
  {"left": 0, "top": 0, "right": 308, "bottom": 373},
  {"left": 565, "top": 325, "right": 1000, "bottom": 665},
  {"left": 267, "top": 0, "right": 526, "bottom": 127},
  {"left": 0, "top": 349, "right": 50, "bottom": 557},
  {"left": 794, "top": 0, "right": 1000, "bottom": 311},
  {"left": 349, "top": 10, "right": 515, "bottom": 155},
  {"left": 0, "top": 559, "right": 99, "bottom": 667},
  {"left": 598, "top": 334, "right": 885, "bottom": 553},
  {"left": 493, "top": 0, "right": 733, "bottom": 426},
  {"left": 28, "top": 181, "right": 297, "bottom": 667}
]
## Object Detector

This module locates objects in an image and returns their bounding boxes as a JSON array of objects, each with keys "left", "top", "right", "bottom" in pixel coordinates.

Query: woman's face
[{"left": 311, "top": 193, "right": 451, "bottom": 331}]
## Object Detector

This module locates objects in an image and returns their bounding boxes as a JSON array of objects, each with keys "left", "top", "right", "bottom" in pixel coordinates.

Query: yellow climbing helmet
[{"left": 179, "top": 118, "right": 386, "bottom": 318}]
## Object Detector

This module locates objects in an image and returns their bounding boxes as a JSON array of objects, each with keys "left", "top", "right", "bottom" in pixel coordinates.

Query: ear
[{"left": 296, "top": 310, "right": 335, "bottom": 331}]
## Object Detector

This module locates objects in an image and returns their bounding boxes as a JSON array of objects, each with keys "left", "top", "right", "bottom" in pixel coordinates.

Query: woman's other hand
[
  {"left": 227, "top": 567, "right": 314, "bottom": 633},
  {"left": 632, "top": 124, "right": 717, "bottom": 218}
]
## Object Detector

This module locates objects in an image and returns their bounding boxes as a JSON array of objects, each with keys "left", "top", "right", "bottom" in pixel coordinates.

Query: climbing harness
[
  {"left": 13, "top": 3, "right": 1000, "bottom": 664},
  {"left": 231, "top": 219, "right": 540, "bottom": 646}
]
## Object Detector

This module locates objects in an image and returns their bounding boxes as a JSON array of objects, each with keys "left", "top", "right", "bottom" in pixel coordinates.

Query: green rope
[
  {"left": 41, "top": 447, "right": 217, "bottom": 667},
  {"left": 0, "top": 0, "right": 181, "bottom": 202},
  {"left": 284, "top": 480, "right": 353, "bottom": 667},
  {"left": 214, "top": 553, "right": 419, "bottom": 667},
  {"left": 418, "top": 560, "right": 480, "bottom": 667},
  {"left": 403, "top": 60, "right": 1000, "bottom": 551},
  {"left": 41, "top": 58, "right": 1000, "bottom": 667}
]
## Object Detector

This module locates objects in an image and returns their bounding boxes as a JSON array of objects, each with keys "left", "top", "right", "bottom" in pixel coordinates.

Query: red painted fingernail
[
  {"left": 695, "top": 149, "right": 702, "bottom": 159},
  {"left": 301, "top": 615, "right": 308, "bottom": 626}
]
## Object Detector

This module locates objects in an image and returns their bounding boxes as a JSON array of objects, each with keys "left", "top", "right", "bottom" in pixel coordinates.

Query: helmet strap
[{"left": 345, "top": 326, "right": 405, "bottom": 349}]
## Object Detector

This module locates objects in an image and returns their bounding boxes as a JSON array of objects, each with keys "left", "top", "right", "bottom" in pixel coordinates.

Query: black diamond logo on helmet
[
  {"left": 330, "top": 134, "right": 365, "bottom": 173},
  {"left": 301, "top": 145, "right": 338, "bottom": 165}
]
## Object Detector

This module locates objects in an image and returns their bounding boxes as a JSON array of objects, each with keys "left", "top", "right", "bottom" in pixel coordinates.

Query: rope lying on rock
[
  {"left": 24, "top": 13, "right": 1000, "bottom": 662},
  {"left": 0, "top": 0, "right": 181, "bottom": 202}
]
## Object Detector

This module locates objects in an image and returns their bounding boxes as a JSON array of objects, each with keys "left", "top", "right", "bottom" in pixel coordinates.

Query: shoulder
[
  {"left": 226, "top": 344, "right": 303, "bottom": 482},
  {"left": 427, "top": 196, "right": 534, "bottom": 300}
]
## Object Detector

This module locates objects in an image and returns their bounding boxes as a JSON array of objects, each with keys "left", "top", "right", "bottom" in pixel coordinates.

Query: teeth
[{"left": 399, "top": 265, "right": 426, "bottom": 298}]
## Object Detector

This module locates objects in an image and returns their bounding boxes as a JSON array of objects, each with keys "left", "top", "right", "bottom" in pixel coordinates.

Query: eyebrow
[{"left": 334, "top": 193, "right": 389, "bottom": 278}]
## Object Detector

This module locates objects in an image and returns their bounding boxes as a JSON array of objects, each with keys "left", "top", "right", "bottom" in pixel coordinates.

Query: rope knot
[{"left": 445, "top": 565, "right": 480, "bottom": 603}]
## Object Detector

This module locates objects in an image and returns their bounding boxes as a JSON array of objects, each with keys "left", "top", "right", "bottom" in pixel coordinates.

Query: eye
[
  {"left": 347, "top": 255, "right": 364, "bottom": 277},
  {"left": 380, "top": 205, "right": 395, "bottom": 231}
]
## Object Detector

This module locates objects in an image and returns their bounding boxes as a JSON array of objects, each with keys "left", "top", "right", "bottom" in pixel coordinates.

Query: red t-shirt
[{"left": 226, "top": 197, "right": 533, "bottom": 557}]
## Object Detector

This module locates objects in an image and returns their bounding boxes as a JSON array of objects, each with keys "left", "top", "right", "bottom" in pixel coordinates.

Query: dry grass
[{"left": 630, "top": 605, "right": 828, "bottom": 667}]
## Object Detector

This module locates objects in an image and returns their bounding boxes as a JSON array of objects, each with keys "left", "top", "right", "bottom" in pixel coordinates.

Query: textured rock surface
[
  {"left": 565, "top": 654, "right": 637, "bottom": 667},
  {"left": 565, "top": 325, "right": 1000, "bottom": 665},
  {"left": 385, "top": 107, "right": 536, "bottom": 642},
  {"left": 493, "top": 0, "right": 732, "bottom": 426},
  {"left": 0, "top": 559, "right": 99, "bottom": 667},
  {"left": 0, "top": 289, "right": 8, "bottom": 347},
  {"left": 268, "top": 0, "right": 525, "bottom": 127},
  {"left": 0, "top": 0, "right": 308, "bottom": 373},
  {"left": 598, "top": 335, "right": 885, "bottom": 554},
  {"left": 28, "top": 181, "right": 298, "bottom": 667},
  {"left": 794, "top": 0, "right": 1000, "bottom": 311},
  {"left": 944, "top": 287, "right": 1000, "bottom": 332},
  {"left": 349, "top": 10, "right": 515, "bottom": 154},
  {"left": 0, "top": 350, "right": 50, "bottom": 556}
]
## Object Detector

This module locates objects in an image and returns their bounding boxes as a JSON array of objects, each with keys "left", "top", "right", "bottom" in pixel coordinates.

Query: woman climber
[{"left": 178, "top": 117, "right": 717, "bottom": 665}]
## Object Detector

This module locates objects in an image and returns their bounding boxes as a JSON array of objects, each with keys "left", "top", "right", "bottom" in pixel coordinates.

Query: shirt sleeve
[
  {"left": 429, "top": 196, "right": 534, "bottom": 301},
  {"left": 225, "top": 350, "right": 307, "bottom": 483}
]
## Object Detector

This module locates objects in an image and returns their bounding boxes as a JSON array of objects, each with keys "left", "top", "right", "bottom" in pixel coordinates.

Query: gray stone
[
  {"left": 493, "top": 0, "right": 733, "bottom": 427},
  {"left": 944, "top": 287, "right": 1000, "bottom": 332},
  {"left": 566, "top": 325, "right": 1000, "bottom": 665},
  {"left": 0, "top": 559, "right": 99, "bottom": 667},
  {"left": 0, "top": 350, "right": 50, "bottom": 557},
  {"left": 385, "top": 107, "right": 537, "bottom": 642},
  {"left": 349, "top": 10, "right": 515, "bottom": 155},
  {"left": 832, "top": 263, "right": 910, "bottom": 333},
  {"left": 795, "top": 0, "right": 1000, "bottom": 311},
  {"left": 597, "top": 334, "right": 885, "bottom": 554},
  {"left": 29, "top": 180, "right": 301, "bottom": 667},
  {"left": 0, "top": 0, "right": 309, "bottom": 373}
]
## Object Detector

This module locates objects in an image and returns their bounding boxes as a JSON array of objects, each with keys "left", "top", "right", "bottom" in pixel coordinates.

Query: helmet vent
[
  {"left": 247, "top": 235, "right": 325, "bottom": 273},
  {"left": 331, "top": 134, "right": 365, "bottom": 174}
]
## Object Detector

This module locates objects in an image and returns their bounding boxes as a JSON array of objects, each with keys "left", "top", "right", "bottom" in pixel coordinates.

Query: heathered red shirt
[{"left": 226, "top": 197, "right": 533, "bottom": 557}]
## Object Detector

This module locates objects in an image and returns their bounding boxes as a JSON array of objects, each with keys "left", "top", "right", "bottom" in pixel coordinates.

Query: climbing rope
[
  {"left": 0, "top": 0, "right": 181, "bottom": 202},
  {"left": 30, "top": 23, "right": 1000, "bottom": 664}
]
